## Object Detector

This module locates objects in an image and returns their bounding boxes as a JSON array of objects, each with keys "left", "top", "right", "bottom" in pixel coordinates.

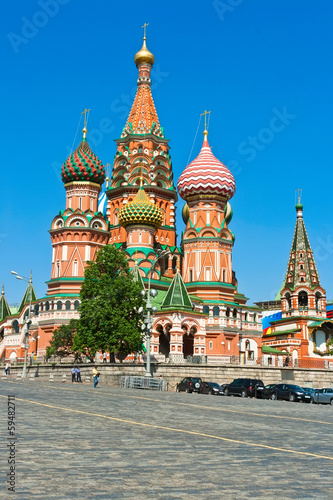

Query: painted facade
[
  {"left": 0, "top": 35, "right": 263, "bottom": 365},
  {"left": 262, "top": 199, "right": 333, "bottom": 368}
]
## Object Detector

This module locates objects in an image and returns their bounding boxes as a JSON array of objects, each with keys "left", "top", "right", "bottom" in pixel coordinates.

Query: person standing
[
  {"left": 4, "top": 363, "right": 9, "bottom": 375},
  {"left": 92, "top": 366, "right": 99, "bottom": 387},
  {"left": 71, "top": 366, "right": 76, "bottom": 382},
  {"left": 76, "top": 367, "right": 82, "bottom": 383},
  {"left": 102, "top": 352, "right": 107, "bottom": 363}
]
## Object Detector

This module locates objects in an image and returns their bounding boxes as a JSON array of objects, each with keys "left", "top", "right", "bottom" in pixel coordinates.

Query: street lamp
[
  {"left": 11, "top": 270, "right": 33, "bottom": 379},
  {"left": 140, "top": 250, "right": 169, "bottom": 377}
]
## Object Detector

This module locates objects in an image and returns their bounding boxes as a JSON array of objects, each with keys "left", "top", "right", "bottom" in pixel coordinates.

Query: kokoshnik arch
[{"left": 1, "top": 32, "right": 331, "bottom": 367}]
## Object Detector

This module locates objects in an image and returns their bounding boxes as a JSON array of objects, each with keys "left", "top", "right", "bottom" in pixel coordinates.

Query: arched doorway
[
  {"left": 183, "top": 325, "right": 194, "bottom": 358},
  {"left": 157, "top": 324, "right": 170, "bottom": 357}
]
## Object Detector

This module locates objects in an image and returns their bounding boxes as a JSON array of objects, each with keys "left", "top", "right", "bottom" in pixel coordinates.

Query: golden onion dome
[
  {"left": 134, "top": 37, "right": 155, "bottom": 67},
  {"left": 119, "top": 185, "right": 163, "bottom": 228}
]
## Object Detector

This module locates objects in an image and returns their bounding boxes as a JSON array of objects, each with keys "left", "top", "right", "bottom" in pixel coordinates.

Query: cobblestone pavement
[{"left": 1, "top": 379, "right": 333, "bottom": 499}]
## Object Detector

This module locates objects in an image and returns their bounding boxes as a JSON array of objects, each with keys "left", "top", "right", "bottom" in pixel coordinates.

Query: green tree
[
  {"left": 74, "top": 245, "right": 145, "bottom": 361},
  {"left": 46, "top": 319, "right": 80, "bottom": 361}
]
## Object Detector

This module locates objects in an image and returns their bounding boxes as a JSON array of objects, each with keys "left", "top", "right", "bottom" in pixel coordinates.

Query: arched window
[
  {"left": 45, "top": 301, "right": 50, "bottom": 311},
  {"left": 285, "top": 292, "right": 292, "bottom": 310},
  {"left": 12, "top": 320, "right": 19, "bottom": 334},
  {"left": 213, "top": 306, "right": 220, "bottom": 317},
  {"left": 315, "top": 292, "right": 321, "bottom": 311},
  {"left": 57, "top": 301, "right": 62, "bottom": 311},
  {"left": 226, "top": 307, "right": 230, "bottom": 318},
  {"left": 203, "top": 306, "right": 209, "bottom": 315},
  {"left": 253, "top": 313, "right": 257, "bottom": 322},
  {"left": 244, "top": 312, "right": 248, "bottom": 321},
  {"left": 245, "top": 340, "right": 251, "bottom": 350},
  {"left": 298, "top": 291, "right": 308, "bottom": 306},
  {"left": 74, "top": 300, "right": 80, "bottom": 310},
  {"left": 65, "top": 301, "right": 71, "bottom": 311},
  {"left": 34, "top": 304, "right": 39, "bottom": 316},
  {"left": 233, "top": 308, "right": 237, "bottom": 318}
]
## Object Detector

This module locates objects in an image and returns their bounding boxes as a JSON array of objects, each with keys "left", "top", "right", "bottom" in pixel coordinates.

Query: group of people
[
  {"left": 71, "top": 366, "right": 82, "bottom": 382},
  {"left": 71, "top": 366, "right": 100, "bottom": 387}
]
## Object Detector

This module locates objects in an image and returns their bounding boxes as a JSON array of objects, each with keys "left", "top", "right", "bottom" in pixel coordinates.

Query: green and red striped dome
[{"left": 61, "top": 138, "right": 105, "bottom": 185}]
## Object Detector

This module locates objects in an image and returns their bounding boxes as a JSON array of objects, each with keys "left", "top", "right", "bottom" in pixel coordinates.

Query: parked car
[
  {"left": 201, "top": 382, "right": 224, "bottom": 395},
  {"left": 263, "top": 384, "right": 277, "bottom": 399},
  {"left": 223, "top": 378, "right": 265, "bottom": 398},
  {"left": 176, "top": 377, "right": 202, "bottom": 393},
  {"left": 266, "top": 383, "right": 311, "bottom": 402},
  {"left": 302, "top": 387, "right": 317, "bottom": 402},
  {"left": 311, "top": 388, "right": 333, "bottom": 405}
]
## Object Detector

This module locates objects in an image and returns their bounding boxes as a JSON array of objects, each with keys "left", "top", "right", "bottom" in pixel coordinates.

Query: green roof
[
  {"left": 161, "top": 271, "right": 192, "bottom": 310},
  {"left": 262, "top": 345, "right": 290, "bottom": 355},
  {"left": 18, "top": 282, "right": 37, "bottom": 313},
  {"left": 0, "top": 285, "right": 11, "bottom": 322}
]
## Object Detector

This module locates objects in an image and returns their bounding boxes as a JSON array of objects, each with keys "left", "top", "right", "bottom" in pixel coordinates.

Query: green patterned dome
[
  {"left": 61, "top": 131, "right": 105, "bottom": 185},
  {"left": 119, "top": 185, "right": 163, "bottom": 228}
]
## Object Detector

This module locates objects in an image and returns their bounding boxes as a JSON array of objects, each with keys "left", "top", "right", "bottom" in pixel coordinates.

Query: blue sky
[{"left": 1, "top": 0, "right": 333, "bottom": 305}]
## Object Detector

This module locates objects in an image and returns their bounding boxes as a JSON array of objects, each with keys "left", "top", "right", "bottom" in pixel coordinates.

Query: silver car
[{"left": 312, "top": 388, "right": 333, "bottom": 405}]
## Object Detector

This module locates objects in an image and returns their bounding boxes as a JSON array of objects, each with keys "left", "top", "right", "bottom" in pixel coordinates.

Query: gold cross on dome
[
  {"left": 142, "top": 22, "right": 149, "bottom": 38},
  {"left": 81, "top": 108, "right": 91, "bottom": 128},
  {"left": 200, "top": 110, "right": 211, "bottom": 131}
]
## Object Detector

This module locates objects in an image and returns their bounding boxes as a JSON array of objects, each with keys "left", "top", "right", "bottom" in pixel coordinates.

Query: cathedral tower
[
  {"left": 280, "top": 198, "right": 326, "bottom": 318},
  {"left": 107, "top": 32, "right": 178, "bottom": 259},
  {"left": 177, "top": 126, "right": 238, "bottom": 302},
  {"left": 47, "top": 123, "right": 110, "bottom": 297}
]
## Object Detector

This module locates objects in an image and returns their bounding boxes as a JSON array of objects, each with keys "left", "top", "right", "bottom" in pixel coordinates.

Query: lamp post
[
  {"left": 140, "top": 250, "right": 169, "bottom": 377},
  {"left": 11, "top": 270, "right": 33, "bottom": 379}
]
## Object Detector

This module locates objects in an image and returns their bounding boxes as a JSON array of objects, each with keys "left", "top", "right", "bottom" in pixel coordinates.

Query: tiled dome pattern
[
  {"left": 177, "top": 135, "right": 236, "bottom": 201},
  {"left": 119, "top": 186, "right": 163, "bottom": 228},
  {"left": 62, "top": 138, "right": 105, "bottom": 185}
]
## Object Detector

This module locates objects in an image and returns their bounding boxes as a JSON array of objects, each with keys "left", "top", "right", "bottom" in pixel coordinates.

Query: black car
[
  {"left": 224, "top": 378, "right": 265, "bottom": 398},
  {"left": 176, "top": 377, "right": 202, "bottom": 393},
  {"left": 263, "top": 384, "right": 277, "bottom": 399},
  {"left": 266, "top": 383, "right": 311, "bottom": 402},
  {"left": 201, "top": 382, "right": 224, "bottom": 395}
]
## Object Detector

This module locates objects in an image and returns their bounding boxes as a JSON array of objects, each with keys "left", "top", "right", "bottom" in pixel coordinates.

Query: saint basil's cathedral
[{"left": 1, "top": 34, "right": 332, "bottom": 368}]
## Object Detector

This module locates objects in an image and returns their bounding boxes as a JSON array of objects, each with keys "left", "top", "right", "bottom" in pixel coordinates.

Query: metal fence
[{"left": 120, "top": 376, "right": 165, "bottom": 391}]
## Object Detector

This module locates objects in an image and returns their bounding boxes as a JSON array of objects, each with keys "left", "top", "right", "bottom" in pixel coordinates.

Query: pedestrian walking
[
  {"left": 76, "top": 367, "right": 82, "bottom": 382},
  {"left": 4, "top": 363, "right": 9, "bottom": 375},
  {"left": 102, "top": 352, "right": 107, "bottom": 363},
  {"left": 71, "top": 366, "right": 76, "bottom": 382},
  {"left": 92, "top": 366, "right": 100, "bottom": 387}
]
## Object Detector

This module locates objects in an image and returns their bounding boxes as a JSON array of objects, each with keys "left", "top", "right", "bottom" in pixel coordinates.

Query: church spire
[
  {"left": 0, "top": 284, "right": 11, "bottom": 322},
  {"left": 283, "top": 198, "right": 320, "bottom": 292},
  {"left": 121, "top": 27, "right": 163, "bottom": 138}
]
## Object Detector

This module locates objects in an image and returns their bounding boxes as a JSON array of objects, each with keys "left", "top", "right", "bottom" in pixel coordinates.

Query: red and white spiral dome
[{"left": 177, "top": 131, "right": 236, "bottom": 201}]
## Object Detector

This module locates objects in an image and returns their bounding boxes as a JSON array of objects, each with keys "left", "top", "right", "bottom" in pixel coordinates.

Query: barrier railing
[{"left": 121, "top": 376, "right": 165, "bottom": 391}]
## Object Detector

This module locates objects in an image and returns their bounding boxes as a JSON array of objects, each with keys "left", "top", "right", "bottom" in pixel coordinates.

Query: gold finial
[
  {"left": 81, "top": 108, "right": 90, "bottom": 138},
  {"left": 142, "top": 22, "right": 149, "bottom": 39},
  {"left": 134, "top": 24, "right": 154, "bottom": 67},
  {"left": 200, "top": 110, "right": 211, "bottom": 137},
  {"left": 105, "top": 163, "right": 110, "bottom": 188}
]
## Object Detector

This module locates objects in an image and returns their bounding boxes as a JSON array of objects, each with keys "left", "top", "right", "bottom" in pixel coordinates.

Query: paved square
[{"left": 1, "top": 379, "right": 333, "bottom": 499}]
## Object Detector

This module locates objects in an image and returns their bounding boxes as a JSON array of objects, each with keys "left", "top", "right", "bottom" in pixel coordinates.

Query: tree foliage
[
  {"left": 46, "top": 319, "right": 79, "bottom": 360},
  {"left": 74, "top": 245, "right": 145, "bottom": 361}
]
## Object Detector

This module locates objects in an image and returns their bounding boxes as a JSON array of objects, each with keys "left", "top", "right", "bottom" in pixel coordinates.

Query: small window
[
  {"left": 74, "top": 300, "right": 80, "bottom": 310},
  {"left": 65, "top": 301, "right": 71, "bottom": 311},
  {"left": 213, "top": 306, "right": 220, "bottom": 317},
  {"left": 56, "top": 301, "right": 62, "bottom": 311},
  {"left": 203, "top": 305, "right": 209, "bottom": 315},
  {"left": 209, "top": 341, "right": 213, "bottom": 349},
  {"left": 189, "top": 270, "right": 193, "bottom": 282},
  {"left": 45, "top": 301, "right": 50, "bottom": 311}
]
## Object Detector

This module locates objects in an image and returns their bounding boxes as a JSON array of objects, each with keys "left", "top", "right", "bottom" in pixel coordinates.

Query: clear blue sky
[{"left": 1, "top": 0, "right": 333, "bottom": 305}]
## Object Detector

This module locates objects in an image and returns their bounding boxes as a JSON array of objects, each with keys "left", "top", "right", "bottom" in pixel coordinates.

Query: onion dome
[
  {"left": 296, "top": 200, "right": 303, "bottom": 211},
  {"left": 61, "top": 128, "right": 105, "bottom": 185},
  {"left": 134, "top": 36, "right": 155, "bottom": 67},
  {"left": 182, "top": 203, "right": 189, "bottom": 224},
  {"left": 224, "top": 202, "right": 233, "bottom": 225},
  {"left": 177, "top": 130, "right": 236, "bottom": 201},
  {"left": 119, "top": 184, "right": 163, "bottom": 228}
]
